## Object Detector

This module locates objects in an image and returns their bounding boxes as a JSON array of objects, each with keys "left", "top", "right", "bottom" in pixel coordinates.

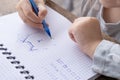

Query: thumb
[
  {"left": 68, "top": 28, "right": 76, "bottom": 42},
  {"left": 36, "top": 1, "right": 47, "bottom": 21}
]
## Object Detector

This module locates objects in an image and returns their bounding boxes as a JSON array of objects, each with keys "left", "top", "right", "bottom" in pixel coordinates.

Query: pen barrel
[
  {"left": 29, "top": 0, "right": 39, "bottom": 16},
  {"left": 42, "top": 20, "right": 51, "bottom": 37}
]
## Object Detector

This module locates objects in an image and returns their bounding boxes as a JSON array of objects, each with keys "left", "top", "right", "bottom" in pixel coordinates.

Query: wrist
[{"left": 88, "top": 40, "right": 102, "bottom": 59}]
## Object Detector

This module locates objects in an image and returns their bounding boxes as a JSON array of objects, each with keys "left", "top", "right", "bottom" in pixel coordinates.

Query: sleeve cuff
[{"left": 92, "top": 40, "right": 115, "bottom": 73}]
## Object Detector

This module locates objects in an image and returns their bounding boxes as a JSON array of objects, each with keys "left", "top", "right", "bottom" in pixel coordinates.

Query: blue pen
[{"left": 29, "top": 0, "right": 52, "bottom": 38}]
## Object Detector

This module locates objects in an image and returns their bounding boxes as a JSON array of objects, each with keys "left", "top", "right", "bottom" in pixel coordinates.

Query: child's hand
[
  {"left": 68, "top": 17, "right": 103, "bottom": 58},
  {"left": 16, "top": 0, "right": 47, "bottom": 29}
]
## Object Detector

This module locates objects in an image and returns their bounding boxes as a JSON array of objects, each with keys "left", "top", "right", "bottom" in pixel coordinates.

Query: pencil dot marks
[
  {"left": 37, "top": 39, "right": 43, "bottom": 43},
  {"left": 0, "top": 44, "right": 35, "bottom": 80}
]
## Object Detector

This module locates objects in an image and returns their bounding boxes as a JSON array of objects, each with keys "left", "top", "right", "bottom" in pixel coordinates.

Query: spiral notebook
[{"left": 0, "top": 6, "right": 99, "bottom": 80}]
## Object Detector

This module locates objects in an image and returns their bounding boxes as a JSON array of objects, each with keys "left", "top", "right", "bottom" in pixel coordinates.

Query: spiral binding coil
[{"left": 0, "top": 44, "right": 35, "bottom": 80}]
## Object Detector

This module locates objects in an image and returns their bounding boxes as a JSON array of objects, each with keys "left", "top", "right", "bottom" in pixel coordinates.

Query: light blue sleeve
[
  {"left": 92, "top": 40, "right": 120, "bottom": 79},
  {"left": 79, "top": 0, "right": 98, "bottom": 17}
]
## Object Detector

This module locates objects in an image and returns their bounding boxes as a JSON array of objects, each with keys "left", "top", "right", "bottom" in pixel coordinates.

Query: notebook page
[{"left": 0, "top": 6, "right": 97, "bottom": 80}]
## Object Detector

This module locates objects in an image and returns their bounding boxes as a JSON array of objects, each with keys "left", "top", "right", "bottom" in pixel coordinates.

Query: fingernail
[{"left": 38, "top": 4, "right": 45, "bottom": 11}]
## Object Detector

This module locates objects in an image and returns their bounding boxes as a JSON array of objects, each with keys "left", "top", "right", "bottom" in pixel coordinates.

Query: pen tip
[{"left": 50, "top": 36, "right": 52, "bottom": 39}]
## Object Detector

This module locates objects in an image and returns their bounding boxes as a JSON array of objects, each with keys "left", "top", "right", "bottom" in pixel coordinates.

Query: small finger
[
  {"left": 22, "top": 0, "right": 41, "bottom": 23},
  {"left": 17, "top": 7, "right": 43, "bottom": 29},
  {"left": 37, "top": 3, "right": 47, "bottom": 22}
]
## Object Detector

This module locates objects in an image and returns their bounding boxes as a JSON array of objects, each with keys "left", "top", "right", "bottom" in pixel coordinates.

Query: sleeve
[
  {"left": 79, "top": 0, "right": 96, "bottom": 17},
  {"left": 80, "top": 0, "right": 91, "bottom": 16},
  {"left": 92, "top": 40, "right": 120, "bottom": 79}
]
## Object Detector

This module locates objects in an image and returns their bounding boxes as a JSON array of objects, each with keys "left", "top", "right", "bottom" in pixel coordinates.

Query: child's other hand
[
  {"left": 68, "top": 17, "right": 103, "bottom": 58},
  {"left": 16, "top": 0, "right": 47, "bottom": 29}
]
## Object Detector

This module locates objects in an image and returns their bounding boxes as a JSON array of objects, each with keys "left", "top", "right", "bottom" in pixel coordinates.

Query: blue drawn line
[
  {"left": 37, "top": 39, "right": 43, "bottom": 43},
  {"left": 26, "top": 41, "right": 37, "bottom": 51},
  {"left": 22, "top": 35, "right": 30, "bottom": 43},
  {"left": 56, "top": 59, "right": 81, "bottom": 80},
  {"left": 18, "top": 31, "right": 56, "bottom": 51},
  {"left": 19, "top": 33, "right": 38, "bottom": 51}
]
